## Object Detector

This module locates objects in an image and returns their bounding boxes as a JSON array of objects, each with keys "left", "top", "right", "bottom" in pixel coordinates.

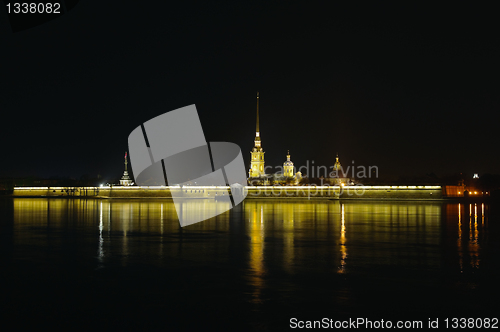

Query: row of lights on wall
[{"left": 458, "top": 191, "right": 488, "bottom": 195}]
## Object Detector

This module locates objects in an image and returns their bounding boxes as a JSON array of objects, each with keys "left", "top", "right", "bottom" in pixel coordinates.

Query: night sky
[{"left": 1, "top": 2, "right": 499, "bottom": 181}]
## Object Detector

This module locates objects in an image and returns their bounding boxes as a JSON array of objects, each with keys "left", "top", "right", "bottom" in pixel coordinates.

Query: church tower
[
  {"left": 249, "top": 92, "right": 265, "bottom": 178},
  {"left": 333, "top": 153, "right": 341, "bottom": 171},
  {"left": 331, "top": 152, "right": 342, "bottom": 177},
  {"left": 283, "top": 150, "right": 295, "bottom": 178}
]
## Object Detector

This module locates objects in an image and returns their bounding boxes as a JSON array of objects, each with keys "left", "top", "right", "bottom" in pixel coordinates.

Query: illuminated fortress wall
[
  {"left": 12, "top": 187, "right": 228, "bottom": 198},
  {"left": 13, "top": 186, "right": 442, "bottom": 199},
  {"left": 245, "top": 186, "right": 442, "bottom": 199}
]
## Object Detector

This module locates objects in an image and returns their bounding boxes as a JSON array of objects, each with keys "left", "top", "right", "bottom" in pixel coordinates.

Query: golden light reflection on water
[
  {"left": 458, "top": 203, "right": 463, "bottom": 270},
  {"left": 339, "top": 203, "right": 347, "bottom": 274},
  {"left": 468, "top": 203, "right": 480, "bottom": 269},
  {"left": 248, "top": 204, "right": 265, "bottom": 304},
  {"left": 11, "top": 198, "right": 489, "bottom": 283},
  {"left": 283, "top": 205, "right": 295, "bottom": 273},
  {"left": 98, "top": 201, "right": 104, "bottom": 264},
  {"left": 455, "top": 202, "right": 485, "bottom": 272}
]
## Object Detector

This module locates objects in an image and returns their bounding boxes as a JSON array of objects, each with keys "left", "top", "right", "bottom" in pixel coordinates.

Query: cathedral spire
[
  {"left": 249, "top": 92, "right": 265, "bottom": 179},
  {"left": 256, "top": 91, "right": 259, "bottom": 133},
  {"left": 254, "top": 92, "right": 261, "bottom": 148}
]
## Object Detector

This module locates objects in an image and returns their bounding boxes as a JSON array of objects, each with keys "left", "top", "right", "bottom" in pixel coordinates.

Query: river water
[{"left": 0, "top": 198, "right": 498, "bottom": 330}]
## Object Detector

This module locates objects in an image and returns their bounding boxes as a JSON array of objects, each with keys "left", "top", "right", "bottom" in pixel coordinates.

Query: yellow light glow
[{"left": 13, "top": 185, "right": 443, "bottom": 191}]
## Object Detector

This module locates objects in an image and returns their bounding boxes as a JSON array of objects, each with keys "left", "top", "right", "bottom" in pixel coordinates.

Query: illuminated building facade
[
  {"left": 329, "top": 153, "right": 350, "bottom": 186},
  {"left": 283, "top": 150, "right": 295, "bottom": 178}
]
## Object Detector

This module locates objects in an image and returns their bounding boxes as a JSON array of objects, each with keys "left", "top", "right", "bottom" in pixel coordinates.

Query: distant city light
[
  {"left": 100, "top": 184, "right": 103, "bottom": 187},
  {"left": 473, "top": 173, "right": 479, "bottom": 178},
  {"left": 474, "top": 191, "right": 477, "bottom": 194}
]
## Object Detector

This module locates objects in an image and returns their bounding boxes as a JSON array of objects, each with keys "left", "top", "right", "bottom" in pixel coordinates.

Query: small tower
[
  {"left": 283, "top": 150, "right": 295, "bottom": 178},
  {"left": 249, "top": 92, "right": 265, "bottom": 178},
  {"left": 333, "top": 153, "right": 342, "bottom": 171},
  {"left": 120, "top": 152, "right": 134, "bottom": 186},
  {"left": 330, "top": 152, "right": 343, "bottom": 179}
]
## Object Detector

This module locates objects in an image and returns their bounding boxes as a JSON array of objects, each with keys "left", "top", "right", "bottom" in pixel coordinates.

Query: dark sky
[{"left": 1, "top": 2, "right": 499, "bottom": 181}]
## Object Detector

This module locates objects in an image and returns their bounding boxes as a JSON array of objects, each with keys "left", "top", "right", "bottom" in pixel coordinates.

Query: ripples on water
[{"left": 0, "top": 198, "right": 498, "bottom": 330}]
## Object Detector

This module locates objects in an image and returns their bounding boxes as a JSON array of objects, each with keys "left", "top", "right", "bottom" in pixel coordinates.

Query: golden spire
[
  {"left": 256, "top": 91, "right": 259, "bottom": 133},
  {"left": 254, "top": 92, "right": 261, "bottom": 148}
]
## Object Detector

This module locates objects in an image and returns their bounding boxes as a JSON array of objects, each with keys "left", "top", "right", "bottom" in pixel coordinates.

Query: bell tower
[
  {"left": 249, "top": 92, "right": 265, "bottom": 178},
  {"left": 283, "top": 150, "right": 294, "bottom": 178}
]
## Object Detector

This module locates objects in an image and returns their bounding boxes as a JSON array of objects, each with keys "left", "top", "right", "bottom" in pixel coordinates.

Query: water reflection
[
  {"left": 248, "top": 204, "right": 265, "bottom": 304},
  {"left": 6, "top": 198, "right": 497, "bottom": 328},
  {"left": 458, "top": 203, "right": 463, "bottom": 270},
  {"left": 10, "top": 198, "right": 490, "bottom": 280},
  {"left": 98, "top": 201, "right": 104, "bottom": 266},
  {"left": 453, "top": 202, "right": 489, "bottom": 273},
  {"left": 339, "top": 203, "right": 347, "bottom": 274}
]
